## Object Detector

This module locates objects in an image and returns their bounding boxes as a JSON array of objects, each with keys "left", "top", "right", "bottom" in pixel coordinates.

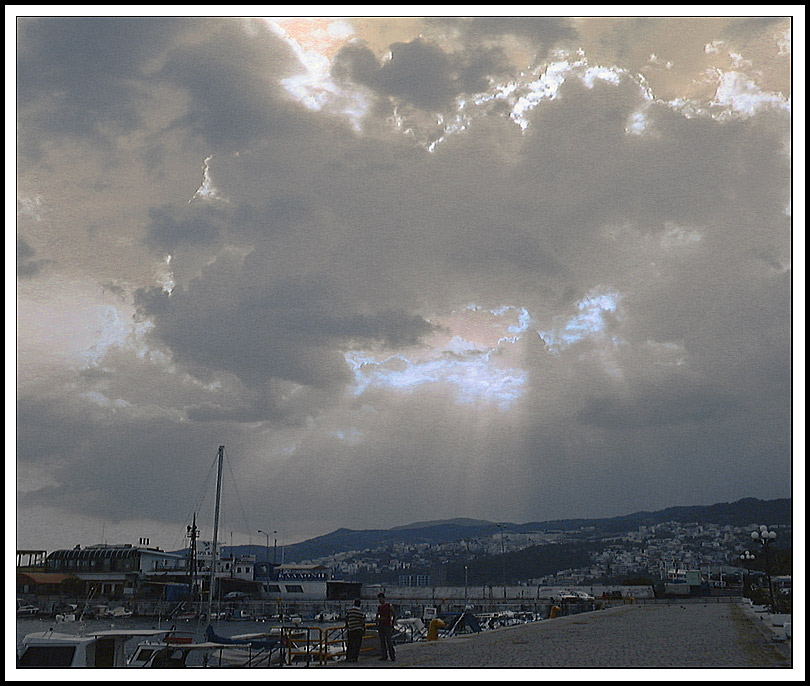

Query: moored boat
[
  {"left": 127, "top": 629, "right": 230, "bottom": 667},
  {"left": 203, "top": 625, "right": 284, "bottom": 667},
  {"left": 18, "top": 628, "right": 175, "bottom": 668},
  {"left": 16, "top": 599, "right": 41, "bottom": 617}
]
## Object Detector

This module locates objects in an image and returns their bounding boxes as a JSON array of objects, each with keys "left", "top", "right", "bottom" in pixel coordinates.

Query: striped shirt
[{"left": 346, "top": 606, "right": 366, "bottom": 632}]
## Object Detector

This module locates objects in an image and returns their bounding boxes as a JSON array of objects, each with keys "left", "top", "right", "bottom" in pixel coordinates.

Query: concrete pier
[{"left": 333, "top": 601, "right": 792, "bottom": 670}]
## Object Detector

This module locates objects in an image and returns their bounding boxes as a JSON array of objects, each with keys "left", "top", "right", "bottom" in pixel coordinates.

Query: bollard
[{"left": 427, "top": 618, "right": 446, "bottom": 641}]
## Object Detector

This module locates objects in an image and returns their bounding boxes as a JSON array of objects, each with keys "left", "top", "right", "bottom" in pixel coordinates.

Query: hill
[{"left": 222, "top": 497, "right": 791, "bottom": 563}]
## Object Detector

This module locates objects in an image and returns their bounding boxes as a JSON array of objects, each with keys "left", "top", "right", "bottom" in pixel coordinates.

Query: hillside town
[
  {"left": 17, "top": 514, "right": 791, "bottom": 616},
  {"left": 296, "top": 519, "right": 792, "bottom": 589}
]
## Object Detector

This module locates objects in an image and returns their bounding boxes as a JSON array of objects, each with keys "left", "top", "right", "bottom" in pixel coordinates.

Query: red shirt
[{"left": 377, "top": 602, "right": 395, "bottom": 627}]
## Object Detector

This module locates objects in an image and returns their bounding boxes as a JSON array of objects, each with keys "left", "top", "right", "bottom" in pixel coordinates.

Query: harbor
[
  {"left": 15, "top": 597, "right": 793, "bottom": 671},
  {"left": 15, "top": 446, "right": 793, "bottom": 671}
]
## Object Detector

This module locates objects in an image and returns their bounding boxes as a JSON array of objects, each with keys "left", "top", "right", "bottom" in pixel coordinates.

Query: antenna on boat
[{"left": 206, "top": 446, "right": 225, "bottom": 624}]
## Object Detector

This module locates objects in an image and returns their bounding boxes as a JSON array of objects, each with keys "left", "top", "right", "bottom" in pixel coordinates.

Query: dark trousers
[
  {"left": 346, "top": 628, "right": 364, "bottom": 662},
  {"left": 378, "top": 625, "right": 395, "bottom": 660}
]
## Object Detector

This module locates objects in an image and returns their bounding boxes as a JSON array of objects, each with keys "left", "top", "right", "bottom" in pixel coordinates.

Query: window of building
[{"left": 284, "top": 585, "right": 304, "bottom": 593}]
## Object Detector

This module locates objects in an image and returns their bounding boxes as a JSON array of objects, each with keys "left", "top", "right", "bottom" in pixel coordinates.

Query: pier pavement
[{"left": 331, "top": 601, "right": 793, "bottom": 671}]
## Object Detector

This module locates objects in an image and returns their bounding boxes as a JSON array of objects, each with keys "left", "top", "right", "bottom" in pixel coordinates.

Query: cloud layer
[{"left": 15, "top": 15, "right": 793, "bottom": 550}]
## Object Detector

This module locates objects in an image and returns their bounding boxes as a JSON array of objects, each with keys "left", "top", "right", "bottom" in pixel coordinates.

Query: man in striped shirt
[{"left": 345, "top": 599, "right": 366, "bottom": 663}]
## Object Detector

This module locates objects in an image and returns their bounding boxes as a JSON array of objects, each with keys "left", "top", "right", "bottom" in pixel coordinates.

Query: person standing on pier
[
  {"left": 376, "top": 593, "right": 396, "bottom": 661},
  {"left": 345, "top": 599, "right": 366, "bottom": 663}
]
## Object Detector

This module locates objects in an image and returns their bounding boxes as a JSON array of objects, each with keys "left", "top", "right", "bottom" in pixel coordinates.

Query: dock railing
[{"left": 281, "top": 623, "right": 380, "bottom": 665}]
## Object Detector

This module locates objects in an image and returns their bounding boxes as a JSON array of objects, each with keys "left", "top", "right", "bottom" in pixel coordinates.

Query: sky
[{"left": 10, "top": 9, "right": 802, "bottom": 556}]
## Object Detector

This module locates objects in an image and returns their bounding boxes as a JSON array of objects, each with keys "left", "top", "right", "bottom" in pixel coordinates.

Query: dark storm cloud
[
  {"left": 16, "top": 235, "right": 52, "bottom": 277},
  {"left": 333, "top": 38, "right": 509, "bottom": 111},
  {"left": 445, "top": 225, "right": 571, "bottom": 277},
  {"left": 135, "top": 253, "right": 437, "bottom": 394},
  {"left": 723, "top": 16, "right": 789, "bottom": 37},
  {"left": 15, "top": 17, "right": 792, "bottom": 546},
  {"left": 503, "top": 78, "right": 790, "bottom": 289},
  {"left": 516, "top": 80, "right": 734, "bottom": 228},
  {"left": 17, "top": 393, "right": 242, "bottom": 522},
  {"left": 17, "top": 17, "right": 301, "bottom": 155},
  {"left": 16, "top": 17, "right": 188, "bottom": 150},
  {"left": 576, "top": 382, "right": 741, "bottom": 428},
  {"left": 144, "top": 204, "right": 223, "bottom": 252},
  {"left": 16, "top": 394, "right": 94, "bottom": 466},
  {"left": 144, "top": 192, "right": 319, "bottom": 256},
  {"left": 155, "top": 20, "right": 303, "bottom": 151}
]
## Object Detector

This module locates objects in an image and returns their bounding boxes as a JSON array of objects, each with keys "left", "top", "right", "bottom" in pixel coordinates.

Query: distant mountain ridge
[
  {"left": 390, "top": 517, "right": 494, "bottom": 530},
  {"left": 221, "top": 497, "right": 791, "bottom": 563}
]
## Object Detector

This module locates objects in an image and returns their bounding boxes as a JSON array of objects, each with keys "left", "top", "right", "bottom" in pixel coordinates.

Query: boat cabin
[{"left": 17, "top": 629, "right": 171, "bottom": 668}]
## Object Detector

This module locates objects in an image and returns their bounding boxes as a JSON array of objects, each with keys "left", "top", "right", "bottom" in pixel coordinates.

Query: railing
[
  {"left": 394, "top": 620, "right": 427, "bottom": 643},
  {"left": 601, "top": 596, "right": 739, "bottom": 606},
  {"left": 280, "top": 623, "right": 379, "bottom": 666},
  {"left": 282, "top": 625, "right": 338, "bottom": 666}
]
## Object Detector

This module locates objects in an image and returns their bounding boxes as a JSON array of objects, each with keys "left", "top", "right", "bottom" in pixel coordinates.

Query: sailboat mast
[
  {"left": 207, "top": 445, "right": 224, "bottom": 621},
  {"left": 187, "top": 513, "right": 198, "bottom": 599}
]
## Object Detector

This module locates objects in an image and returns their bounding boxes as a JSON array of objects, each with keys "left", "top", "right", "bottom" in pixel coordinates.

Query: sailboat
[
  {"left": 126, "top": 446, "right": 235, "bottom": 667},
  {"left": 170, "top": 513, "right": 203, "bottom": 621},
  {"left": 18, "top": 447, "right": 235, "bottom": 669},
  {"left": 197, "top": 447, "right": 342, "bottom": 667},
  {"left": 198, "top": 446, "right": 286, "bottom": 666}
]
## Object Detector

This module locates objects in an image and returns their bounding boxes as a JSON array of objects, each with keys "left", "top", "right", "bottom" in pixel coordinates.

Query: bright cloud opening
[
  {"left": 344, "top": 306, "right": 532, "bottom": 409},
  {"left": 538, "top": 292, "right": 622, "bottom": 352}
]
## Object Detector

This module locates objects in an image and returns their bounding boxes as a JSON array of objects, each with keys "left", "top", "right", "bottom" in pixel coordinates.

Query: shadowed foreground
[{"left": 329, "top": 603, "right": 791, "bottom": 670}]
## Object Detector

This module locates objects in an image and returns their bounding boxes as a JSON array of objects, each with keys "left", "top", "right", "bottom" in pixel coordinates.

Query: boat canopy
[
  {"left": 49, "top": 547, "right": 141, "bottom": 560},
  {"left": 17, "top": 572, "right": 78, "bottom": 585},
  {"left": 205, "top": 625, "right": 279, "bottom": 650}
]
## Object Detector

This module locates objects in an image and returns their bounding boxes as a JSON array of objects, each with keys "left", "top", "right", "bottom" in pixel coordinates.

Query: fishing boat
[
  {"left": 203, "top": 625, "right": 285, "bottom": 667},
  {"left": 127, "top": 629, "right": 230, "bottom": 668},
  {"left": 18, "top": 446, "right": 238, "bottom": 670},
  {"left": 16, "top": 599, "right": 41, "bottom": 617},
  {"left": 17, "top": 629, "right": 182, "bottom": 668},
  {"left": 17, "top": 625, "right": 235, "bottom": 669}
]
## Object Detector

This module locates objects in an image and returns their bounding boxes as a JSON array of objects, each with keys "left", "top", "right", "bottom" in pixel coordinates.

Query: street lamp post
[
  {"left": 257, "top": 529, "right": 280, "bottom": 567},
  {"left": 258, "top": 529, "right": 270, "bottom": 565},
  {"left": 739, "top": 550, "right": 755, "bottom": 598},
  {"left": 497, "top": 524, "right": 507, "bottom": 600},
  {"left": 751, "top": 526, "right": 777, "bottom": 611}
]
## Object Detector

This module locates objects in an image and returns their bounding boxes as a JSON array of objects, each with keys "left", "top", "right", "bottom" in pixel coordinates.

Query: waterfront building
[
  {"left": 399, "top": 574, "right": 432, "bottom": 587},
  {"left": 255, "top": 563, "right": 361, "bottom": 601},
  {"left": 42, "top": 543, "right": 189, "bottom": 598}
]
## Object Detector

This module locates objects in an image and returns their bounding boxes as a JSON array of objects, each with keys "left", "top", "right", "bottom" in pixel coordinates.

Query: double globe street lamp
[
  {"left": 739, "top": 550, "right": 755, "bottom": 597},
  {"left": 750, "top": 525, "right": 777, "bottom": 611}
]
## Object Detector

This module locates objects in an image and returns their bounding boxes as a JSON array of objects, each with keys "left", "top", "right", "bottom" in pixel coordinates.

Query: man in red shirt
[{"left": 375, "top": 593, "right": 396, "bottom": 661}]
